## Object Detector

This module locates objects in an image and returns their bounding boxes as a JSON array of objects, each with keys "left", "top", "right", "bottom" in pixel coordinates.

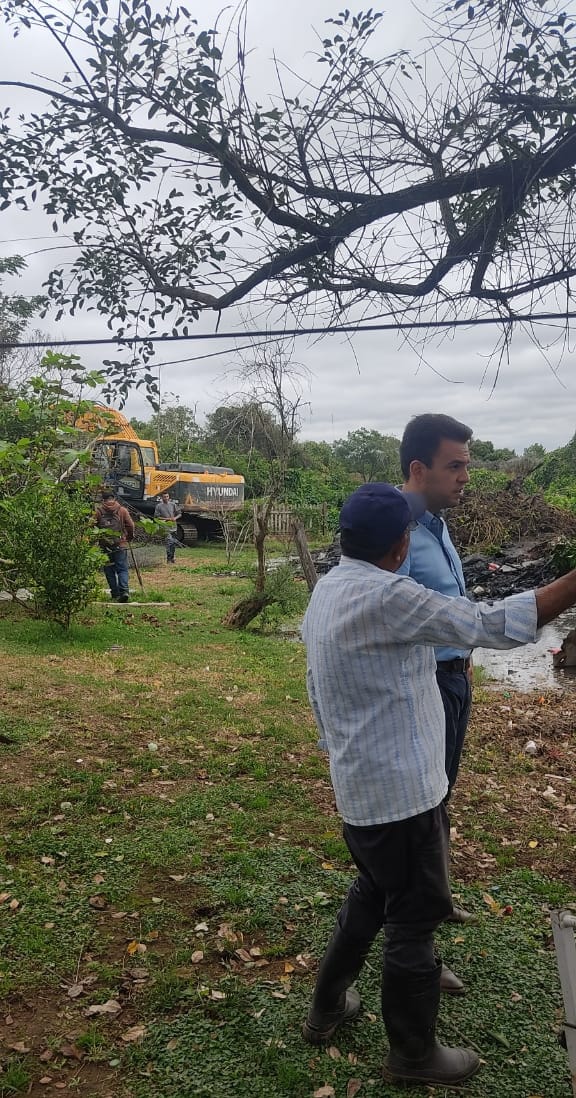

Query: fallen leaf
[
  {"left": 39, "top": 1050, "right": 54, "bottom": 1062},
  {"left": 41, "top": 856, "right": 55, "bottom": 866},
  {"left": 249, "top": 947, "right": 262, "bottom": 958},
  {"left": 59, "top": 1043, "right": 84, "bottom": 1060},
  {"left": 166, "top": 1037, "right": 180, "bottom": 1050},
  {"left": 127, "top": 967, "right": 149, "bottom": 981},
  {"left": 66, "top": 983, "right": 85, "bottom": 999},
  {"left": 0, "top": 893, "right": 11, "bottom": 904},
  {"left": 194, "top": 921, "right": 209, "bottom": 933},
  {"left": 271, "top": 991, "right": 287, "bottom": 999},
  {"left": 121, "top": 1025, "right": 146, "bottom": 1043},
  {"left": 8, "top": 899, "right": 20, "bottom": 911},
  {"left": 39, "top": 1077, "right": 53, "bottom": 1085},
  {"left": 347, "top": 1081, "right": 362, "bottom": 1098},
  {"left": 88, "top": 895, "right": 107, "bottom": 910},
  {"left": 327, "top": 1045, "right": 341, "bottom": 1060},
  {"left": 217, "top": 923, "right": 238, "bottom": 942},
  {"left": 284, "top": 962, "right": 295, "bottom": 974},
  {"left": 84, "top": 999, "right": 121, "bottom": 1016},
  {"left": 235, "top": 948, "right": 252, "bottom": 963},
  {"left": 314, "top": 1087, "right": 335, "bottom": 1098},
  {"left": 92, "top": 873, "right": 105, "bottom": 885},
  {"left": 169, "top": 874, "right": 187, "bottom": 882},
  {"left": 528, "top": 840, "right": 539, "bottom": 849},
  {"left": 191, "top": 951, "right": 204, "bottom": 964},
  {"left": 145, "top": 929, "right": 159, "bottom": 942},
  {"left": 126, "top": 940, "right": 146, "bottom": 955},
  {"left": 321, "top": 862, "right": 334, "bottom": 870},
  {"left": 482, "top": 892, "right": 503, "bottom": 916},
  {"left": 210, "top": 990, "right": 226, "bottom": 1000},
  {"left": 7, "top": 1040, "right": 31, "bottom": 1053}
]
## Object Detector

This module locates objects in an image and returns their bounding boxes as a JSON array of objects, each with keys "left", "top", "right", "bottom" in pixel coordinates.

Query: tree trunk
[
  {"left": 222, "top": 592, "right": 272, "bottom": 629},
  {"left": 291, "top": 518, "right": 318, "bottom": 592}
]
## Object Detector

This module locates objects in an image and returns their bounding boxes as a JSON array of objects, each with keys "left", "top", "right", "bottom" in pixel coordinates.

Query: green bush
[
  {"left": 0, "top": 486, "right": 103, "bottom": 628},
  {"left": 468, "top": 468, "right": 511, "bottom": 494}
]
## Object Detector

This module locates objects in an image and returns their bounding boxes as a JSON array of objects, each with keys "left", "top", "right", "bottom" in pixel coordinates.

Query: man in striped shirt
[{"left": 301, "top": 482, "right": 576, "bottom": 1086}]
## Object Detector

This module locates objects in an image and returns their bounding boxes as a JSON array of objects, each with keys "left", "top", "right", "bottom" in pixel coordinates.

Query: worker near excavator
[
  {"left": 94, "top": 487, "right": 135, "bottom": 603},
  {"left": 154, "top": 491, "right": 182, "bottom": 564}
]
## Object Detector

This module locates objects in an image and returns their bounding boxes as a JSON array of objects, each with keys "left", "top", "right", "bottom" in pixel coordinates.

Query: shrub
[{"left": 0, "top": 486, "right": 103, "bottom": 628}]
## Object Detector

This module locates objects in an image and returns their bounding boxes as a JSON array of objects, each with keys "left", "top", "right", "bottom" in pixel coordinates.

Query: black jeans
[
  {"left": 340, "top": 804, "right": 453, "bottom": 977},
  {"left": 436, "top": 668, "right": 472, "bottom": 799}
]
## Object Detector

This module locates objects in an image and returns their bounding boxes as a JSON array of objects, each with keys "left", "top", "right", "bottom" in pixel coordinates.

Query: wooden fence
[{"left": 266, "top": 503, "right": 330, "bottom": 537}]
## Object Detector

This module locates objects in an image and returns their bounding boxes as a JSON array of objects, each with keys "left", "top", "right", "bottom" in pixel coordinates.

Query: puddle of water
[{"left": 475, "top": 608, "right": 576, "bottom": 690}]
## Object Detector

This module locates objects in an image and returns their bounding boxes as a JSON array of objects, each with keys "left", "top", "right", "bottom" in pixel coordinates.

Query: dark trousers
[
  {"left": 103, "top": 548, "right": 129, "bottom": 598},
  {"left": 166, "top": 532, "right": 178, "bottom": 562},
  {"left": 339, "top": 804, "right": 453, "bottom": 978},
  {"left": 436, "top": 668, "right": 472, "bottom": 799}
]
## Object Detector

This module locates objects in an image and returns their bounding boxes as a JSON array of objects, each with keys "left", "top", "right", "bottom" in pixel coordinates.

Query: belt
[{"left": 436, "top": 658, "right": 471, "bottom": 673}]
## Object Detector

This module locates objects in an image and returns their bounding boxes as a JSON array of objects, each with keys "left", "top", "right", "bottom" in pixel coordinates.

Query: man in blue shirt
[
  {"left": 399, "top": 413, "right": 474, "bottom": 923},
  {"left": 301, "top": 482, "right": 576, "bottom": 1086}
]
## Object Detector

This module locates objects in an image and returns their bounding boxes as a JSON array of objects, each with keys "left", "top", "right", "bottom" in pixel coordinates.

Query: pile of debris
[
  {"left": 461, "top": 542, "right": 558, "bottom": 599},
  {"left": 448, "top": 480, "right": 576, "bottom": 551},
  {"left": 312, "top": 536, "right": 561, "bottom": 597}
]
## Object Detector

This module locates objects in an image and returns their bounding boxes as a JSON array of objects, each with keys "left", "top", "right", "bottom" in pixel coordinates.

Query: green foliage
[
  {"left": 470, "top": 438, "right": 516, "bottom": 466},
  {"left": 529, "top": 433, "right": 576, "bottom": 492},
  {"left": 551, "top": 537, "right": 576, "bottom": 574},
  {"left": 0, "top": 255, "right": 46, "bottom": 387},
  {"left": 129, "top": 403, "right": 200, "bottom": 462},
  {"left": 0, "top": 485, "right": 102, "bottom": 629},
  {"left": 468, "top": 468, "right": 511, "bottom": 494},
  {"left": 260, "top": 564, "right": 308, "bottom": 630},
  {"left": 333, "top": 428, "right": 401, "bottom": 483},
  {"left": 0, "top": 353, "right": 104, "bottom": 492},
  {"left": 0, "top": 354, "right": 107, "bottom": 628},
  {"left": 205, "top": 403, "right": 286, "bottom": 461}
]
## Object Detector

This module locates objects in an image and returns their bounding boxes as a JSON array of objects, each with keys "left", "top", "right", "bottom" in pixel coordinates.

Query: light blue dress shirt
[
  {"left": 397, "top": 511, "right": 469, "bottom": 662},
  {"left": 302, "top": 557, "right": 538, "bottom": 827}
]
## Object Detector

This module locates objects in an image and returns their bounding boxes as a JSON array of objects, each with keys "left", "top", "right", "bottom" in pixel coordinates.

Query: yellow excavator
[{"left": 77, "top": 406, "right": 245, "bottom": 545}]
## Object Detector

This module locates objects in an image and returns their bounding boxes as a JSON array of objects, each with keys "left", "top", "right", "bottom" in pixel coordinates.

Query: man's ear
[
  {"left": 408, "top": 459, "right": 427, "bottom": 483},
  {"left": 392, "top": 529, "right": 411, "bottom": 563}
]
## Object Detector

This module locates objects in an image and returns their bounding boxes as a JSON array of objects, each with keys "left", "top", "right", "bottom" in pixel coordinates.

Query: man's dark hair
[{"left": 400, "top": 414, "right": 472, "bottom": 478}]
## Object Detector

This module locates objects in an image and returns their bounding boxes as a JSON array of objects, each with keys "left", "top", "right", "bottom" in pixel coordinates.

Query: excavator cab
[{"left": 92, "top": 439, "right": 145, "bottom": 501}]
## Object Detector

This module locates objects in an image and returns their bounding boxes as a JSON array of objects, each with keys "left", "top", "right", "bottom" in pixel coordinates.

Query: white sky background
[{"left": 1, "top": 1, "right": 576, "bottom": 451}]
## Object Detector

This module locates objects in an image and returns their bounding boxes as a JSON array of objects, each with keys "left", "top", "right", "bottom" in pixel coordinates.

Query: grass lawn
[{"left": 0, "top": 543, "right": 573, "bottom": 1097}]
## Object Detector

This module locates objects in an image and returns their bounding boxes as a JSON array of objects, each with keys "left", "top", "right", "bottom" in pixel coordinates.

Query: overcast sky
[{"left": 1, "top": 1, "right": 576, "bottom": 452}]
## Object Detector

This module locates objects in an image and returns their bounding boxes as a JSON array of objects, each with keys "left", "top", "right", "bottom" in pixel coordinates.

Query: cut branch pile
[{"left": 448, "top": 481, "right": 576, "bottom": 552}]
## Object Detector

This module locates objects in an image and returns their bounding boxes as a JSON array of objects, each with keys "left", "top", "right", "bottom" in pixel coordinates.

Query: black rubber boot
[
  {"left": 382, "top": 961, "right": 480, "bottom": 1086},
  {"left": 302, "top": 923, "right": 371, "bottom": 1045}
]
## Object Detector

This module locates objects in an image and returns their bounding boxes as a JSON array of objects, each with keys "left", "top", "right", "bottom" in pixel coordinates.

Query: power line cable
[{"left": 2, "top": 310, "right": 576, "bottom": 351}]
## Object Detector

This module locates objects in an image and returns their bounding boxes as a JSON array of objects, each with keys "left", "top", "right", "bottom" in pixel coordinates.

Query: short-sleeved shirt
[{"left": 397, "top": 510, "right": 469, "bottom": 662}]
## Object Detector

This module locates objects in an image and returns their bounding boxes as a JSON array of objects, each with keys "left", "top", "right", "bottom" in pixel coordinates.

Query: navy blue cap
[{"left": 339, "top": 483, "right": 426, "bottom": 555}]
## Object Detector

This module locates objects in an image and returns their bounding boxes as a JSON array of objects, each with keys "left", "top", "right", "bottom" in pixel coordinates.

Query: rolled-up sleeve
[{"left": 385, "top": 579, "right": 538, "bottom": 651}]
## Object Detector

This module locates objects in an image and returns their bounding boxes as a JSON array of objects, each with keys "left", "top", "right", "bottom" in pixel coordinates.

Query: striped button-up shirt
[{"left": 302, "top": 556, "right": 538, "bottom": 827}]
